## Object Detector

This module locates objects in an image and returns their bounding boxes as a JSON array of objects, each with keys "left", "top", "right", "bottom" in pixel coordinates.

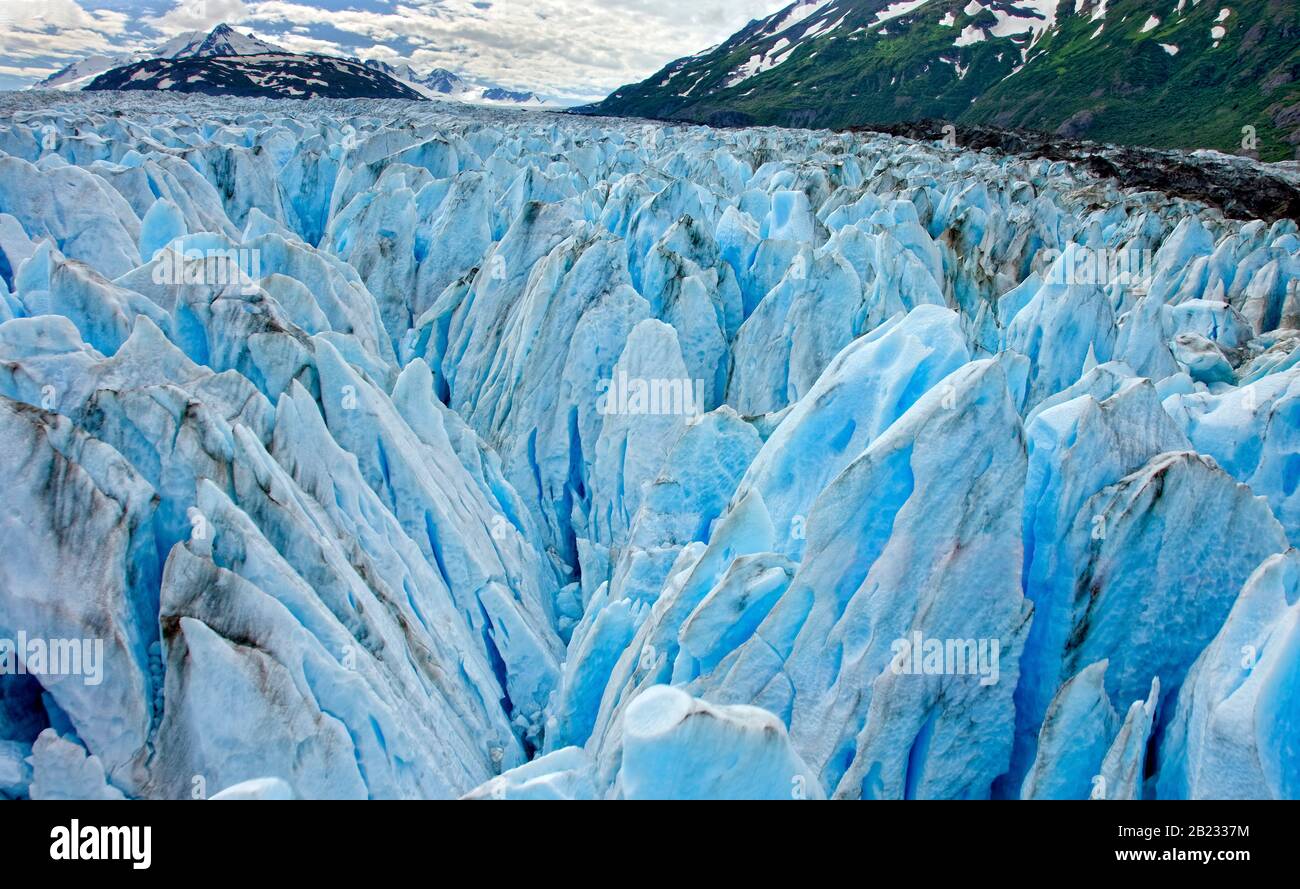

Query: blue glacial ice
[{"left": 0, "top": 91, "right": 1299, "bottom": 799}]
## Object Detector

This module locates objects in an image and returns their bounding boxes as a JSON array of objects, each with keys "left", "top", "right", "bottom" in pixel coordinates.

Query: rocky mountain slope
[
  {"left": 874, "top": 118, "right": 1300, "bottom": 221},
  {"left": 585, "top": 0, "right": 1300, "bottom": 161},
  {"left": 87, "top": 54, "right": 425, "bottom": 101}
]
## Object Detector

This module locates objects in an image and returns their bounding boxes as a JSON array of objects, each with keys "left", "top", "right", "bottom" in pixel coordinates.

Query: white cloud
[
  {"left": 0, "top": 63, "right": 62, "bottom": 78},
  {"left": 0, "top": 0, "right": 134, "bottom": 62},
  {"left": 151, "top": 0, "right": 251, "bottom": 35},
  {"left": 358, "top": 43, "right": 402, "bottom": 62},
  {"left": 230, "top": 0, "right": 786, "bottom": 100},
  {"left": 268, "top": 32, "right": 351, "bottom": 56},
  {"left": 5, "top": 0, "right": 790, "bottom": 100},
  {"left": 1, "top": 0, "right": 129, "bottom": 34}
]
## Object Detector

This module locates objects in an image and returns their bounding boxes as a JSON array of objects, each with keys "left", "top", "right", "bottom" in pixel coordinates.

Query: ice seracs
[
  {"left": 0, "top": 89, "right": 1298, "bottom": 799},
  {"left": 619, "top": 685, "right": 823, "bottom": 800}
]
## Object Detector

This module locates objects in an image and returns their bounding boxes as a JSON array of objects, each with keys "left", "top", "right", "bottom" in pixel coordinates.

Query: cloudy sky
[{"left": 0, "top": 0, "right": 791, "bottom": 101}]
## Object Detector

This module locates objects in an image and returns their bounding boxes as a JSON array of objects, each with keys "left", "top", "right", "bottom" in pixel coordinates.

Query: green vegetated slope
[{"left": 587, "top": 0, "right": 1300, "bottom": 161}]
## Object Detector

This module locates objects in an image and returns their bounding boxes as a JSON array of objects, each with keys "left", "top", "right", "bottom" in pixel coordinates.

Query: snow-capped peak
[
  {"left": 154, "top": 24, "right": 285, "bottom": 59},
  {"left": 362, "top": 59, "right": 547, "bottom": 106}
]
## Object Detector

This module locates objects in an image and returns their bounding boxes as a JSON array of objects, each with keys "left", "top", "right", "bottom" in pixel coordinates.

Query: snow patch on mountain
[
  {"left": 762, "top": 0, "right": 837, "bottom": 38},
  {"left": 875, "top": 0, "right": 936, "bottom": 25},
  {"left": 726, "top": 40, "right": 798, "bottom": 88}
]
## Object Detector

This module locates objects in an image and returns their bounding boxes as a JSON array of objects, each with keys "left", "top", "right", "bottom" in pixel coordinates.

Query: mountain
[
  {"left": 481, "top": 87, "right": 544, "bottom": 106},
  {"left": 152, "top": 23, "right": 285, "bottom": 59},
  {"left": 585, "top": 0, "right": 1300, "bottom": 161},
  {"left": 3, "top": 90, "right": 1299, "bottom": 800},
  {"left": 87, "top": 54, "right": 426, "bottom": 101},
  {"left": 34, "top": 54, "right": 141, "bottom": 91},
  {"left": 35, "top": 23, "right": 542, "bottom": 107},
  {"left": 362, "top": 59, "right": 433, "bottom": 88},
  {"left": 422, "top": 67, "right": 471, "bottom": 95},
  {"left": 363, "top": 59, "right": 546, "bottom": 106},
  {"left": 34, "top": 24, "right": 285, "bottom": 90}
]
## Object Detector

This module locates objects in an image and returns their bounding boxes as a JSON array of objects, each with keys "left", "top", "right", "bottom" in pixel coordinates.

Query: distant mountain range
[
  {"left": 361, "top": 60, "right": 545, "bottom": 106},
  {"left": 35, "top": 24, "right": 546, "bottom": 106},
  {"left": 583, "top": 0, "right": 1300, "bottom": 161}
]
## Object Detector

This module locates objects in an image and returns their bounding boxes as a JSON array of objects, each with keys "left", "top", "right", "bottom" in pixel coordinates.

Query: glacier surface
[{"left": 0, "top": 91, "right": 1297, "bottom": 799}]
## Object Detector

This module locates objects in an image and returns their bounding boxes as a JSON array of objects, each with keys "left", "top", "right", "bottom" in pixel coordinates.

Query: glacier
[{"left": 0, "top": 90, "right": 1298, "bottom": 800}]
